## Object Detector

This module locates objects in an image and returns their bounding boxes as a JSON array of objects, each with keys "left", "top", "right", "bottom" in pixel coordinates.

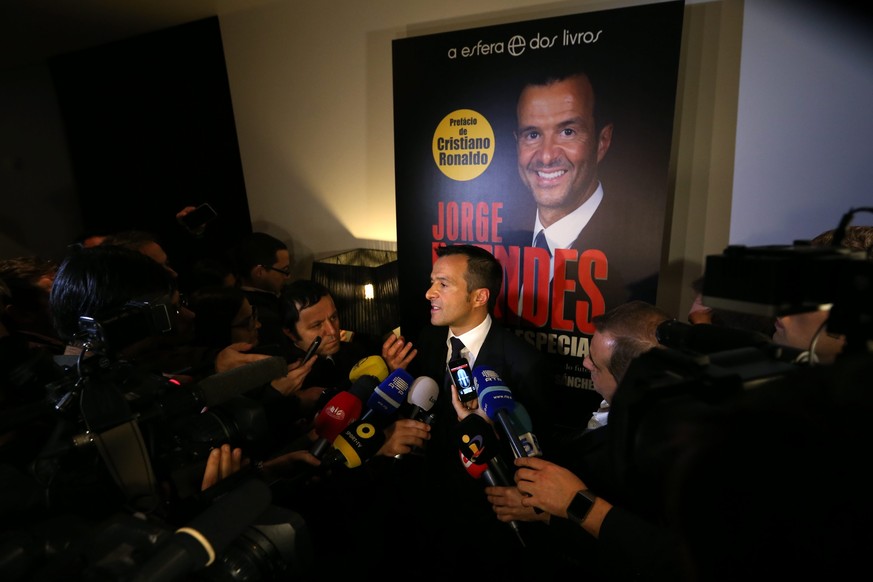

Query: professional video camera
[
  {"left": 0, "top": 300, "right": 312, "bottom": 581},
  {"left": 607, "top": 207, "right": 873, "bottom": 521}
]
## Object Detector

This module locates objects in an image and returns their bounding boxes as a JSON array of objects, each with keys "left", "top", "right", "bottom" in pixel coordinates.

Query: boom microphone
[
  {"left": 359, "top": 368, "right": 414, "bottom": 422},
  {"left": 472, "top": 366, "right": 529, "bottom": 459},
  {"left": 348, "top": 355, "right": 390, "bottom": 383},
  {"left": 199, "top": 357, "right": 288, "bottom": 406},
  {"left": 132, "top": 478, "right": 272, "bottom": 582},
  {"left": 309, "top": 390, "right": 364, "bottom": 458}
]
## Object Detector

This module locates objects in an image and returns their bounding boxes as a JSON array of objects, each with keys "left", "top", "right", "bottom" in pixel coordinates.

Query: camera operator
[
  {"left": 478, "top": 300, "right": 682, "bottom": 581},
  {"left": 771, "top": 225, "right": 873, "bottom": 364}
]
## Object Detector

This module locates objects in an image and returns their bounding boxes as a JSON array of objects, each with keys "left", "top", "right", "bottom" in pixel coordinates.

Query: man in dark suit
[{"left": 381, "top": 244, "right": 555, "bottom": 581}]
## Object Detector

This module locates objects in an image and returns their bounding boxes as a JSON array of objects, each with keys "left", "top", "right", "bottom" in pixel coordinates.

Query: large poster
[{"left": 392, "top": 1, "right": 685, "bottom": 431}]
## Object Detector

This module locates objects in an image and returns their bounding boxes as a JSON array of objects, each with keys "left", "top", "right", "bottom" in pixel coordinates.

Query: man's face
[
  {"left": 290, "top": 294, "right": 341, "bottom": 357},
  {"left": 688, "top": 293, "right": 713, "bottom": 325},
  {"left": 425, "top": 254, "right": 483, "bottom": 335},
  {"left": 253, "top": 249, "right": 291, "bottom": 294},
  {"left": 773, "top": 309, "right": 844, "bottom": 364},
  {"left": 515, "top": 75, "right": 612, "bottom": 227},
  {"left": 582, "top": 330, "right": 618, "bottom": 402}
]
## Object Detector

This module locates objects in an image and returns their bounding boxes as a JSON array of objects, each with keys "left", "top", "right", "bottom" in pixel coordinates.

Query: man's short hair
[
  {"left": 230, "top": 232, "right": 288, "bottom": 282},
  {"left": 516, "top": 63, "right": 612, "bottom": 135},
  {"left": 593, "top": 300, "right": 672, "bottom": 383},
  {"left": 435, "top": 245, "right": 503, "bottom": 313},
  {"left": 0, "top": 256, "right": 58, "bottom": 314},
  {"left": 280, "top": 279, "right": 331, "bottom": 340}
]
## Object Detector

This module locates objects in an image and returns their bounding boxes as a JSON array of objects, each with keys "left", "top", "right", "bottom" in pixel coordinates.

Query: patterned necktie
[{"left": 534, "top": 229, "right": 551, "bottom": 257}]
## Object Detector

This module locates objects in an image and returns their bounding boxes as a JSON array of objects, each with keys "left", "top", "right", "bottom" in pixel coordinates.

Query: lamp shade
[{"left": 311, "top": 249, "right": 399, "bottom": 340}]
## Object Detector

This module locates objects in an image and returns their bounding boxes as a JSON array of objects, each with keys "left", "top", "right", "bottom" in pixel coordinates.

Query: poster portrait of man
[{"left": 392, "top": 1, "right": 684, "bottom": 431}]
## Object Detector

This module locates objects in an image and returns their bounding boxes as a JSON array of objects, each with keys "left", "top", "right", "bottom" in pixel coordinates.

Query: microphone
[
  {"left": 322, "top": 419, "right": 386, "bottom": 469},
  {"left": 160, "top": 357, "right": 288, "bottom": 416},
  {"left": 359, "top": 368, "right": 414, "bottom": 422},
  {"left": 308, "top": 390, "right": 364, "bottom": 458},
  {"left": 394, "top": 376, "right": 440, "bottom": 459},
  {"left": 132, "top": 478, "right": 272, "bottom": 582},
  {"left": 348, "top": 374, "right": 379, "bottom": 404},
  {"left": 404, "top": 376, "right": 439, "bottom": 421},
  {"left": 472, "top": 366, "right": 529, "bottom": 459},
  {"left": 509, "top": 403, "right": 543, "bottom": 458},
  {"left": 454, "top": 414, "right": 526, "bottom": 547},
  {"left": 348, "top": 355, "right": 390, "bottom": 383}
]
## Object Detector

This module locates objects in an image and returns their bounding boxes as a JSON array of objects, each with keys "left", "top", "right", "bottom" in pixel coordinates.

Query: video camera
[
  {"left": 607, "top": 207, "right": 873, "bottom": 520},
  {"left": 1, "top": 300, "right": 311, "bottom": 581}
]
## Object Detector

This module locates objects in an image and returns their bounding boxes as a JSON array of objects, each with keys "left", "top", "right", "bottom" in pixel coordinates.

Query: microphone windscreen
[
  {"left": 349, "top": 375, "right": 379, "bottom": 403},
  {"left": 510, "top": 402, "right": 532, "bottom": 433},
  {"left": 198, "top": 357, "right": 287, "bottom": 407},
  {"left": 365, "top": 368, "right": 414, "bottom": 417},
  {"left": 330, "top": 420, "right": 386, "bottom": 468},
  {"left": 460, "top": 450, "right": 488, "bottom": 479},
  {"left": 407, "top": 376, "right": 439, "bottom": 411},
  {"left": 313, "top": 390, "right": 363, "bottom": 442},
  {"left": 349, "top": 355, "right": 390, "bottom": 383},
  {"left": 453, "top": 414, "right": 500, "bottom": 464},
  {"left": 472, "top": 366, "right": 516, "bottom": 420}
]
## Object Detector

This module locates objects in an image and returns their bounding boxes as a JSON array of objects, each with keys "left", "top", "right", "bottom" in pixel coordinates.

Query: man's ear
[
  {"left": 597, "top": 122, "right": 614, "bottom": 163},
  {"left": 472, "top": 289, "right": 490, "bottom": 309}
]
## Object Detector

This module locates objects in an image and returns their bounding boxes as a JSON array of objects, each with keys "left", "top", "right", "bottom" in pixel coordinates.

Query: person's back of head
[
  {"left": 188, "top": 285, "right": 249, "bottom": 349},
  {"left": 50, "top": 246, "right": 176, "bottom": 345},
  {"left": 229, "top": 232, "right": 290, "bottom": 293},
  {"left": 435, "top": 244, "right": 503, "bottom": 313},
  {"left": 810, "top": 225, "right": 873, "bottom": 257},
  {"left": 593, "top": 300, "right": 672, "bottom": 384},
  {"left": 101, "top": 230, "right": 177, "bottom": 278},
  {"left": 0, "top": 256, "right": 58, "bottom": 336},
  {"left": 188, "top": 257, "right": 237, "bottom": 294}
]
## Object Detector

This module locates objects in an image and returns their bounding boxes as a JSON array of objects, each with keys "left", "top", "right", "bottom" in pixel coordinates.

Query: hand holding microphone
[{"left": 472, "top": 366, "right": 529, "bottom": 459}]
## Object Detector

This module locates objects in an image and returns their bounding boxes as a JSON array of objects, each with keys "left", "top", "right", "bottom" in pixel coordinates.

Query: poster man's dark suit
[{"left": 503, "top": 187, "right": 662, "bottom": 429}]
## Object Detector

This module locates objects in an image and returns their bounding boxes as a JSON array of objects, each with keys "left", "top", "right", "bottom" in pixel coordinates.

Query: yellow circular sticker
[{"left": 432, "top": 109, "right": 495, "bottom": 181}]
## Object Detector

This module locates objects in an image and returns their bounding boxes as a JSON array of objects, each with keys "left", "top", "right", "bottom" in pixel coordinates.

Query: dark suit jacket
[
  {"left": 542, "top": 426, "right": 684, "bottom": 582},
  {"left": 379, "top": 319, "right": 557, "bottom": 580}
]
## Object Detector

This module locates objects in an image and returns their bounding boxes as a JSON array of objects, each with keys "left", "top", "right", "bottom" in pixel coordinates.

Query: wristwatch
[{"left": 566, "top": 489, "right": 597, "bottom": 526}]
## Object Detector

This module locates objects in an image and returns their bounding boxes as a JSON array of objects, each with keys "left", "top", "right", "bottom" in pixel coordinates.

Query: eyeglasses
[
  {"left": 232, "top": 306, "right": 259, "bottom": 330},
  {"left": 262, "top": 264, "right": 291, "bottom": 277}
]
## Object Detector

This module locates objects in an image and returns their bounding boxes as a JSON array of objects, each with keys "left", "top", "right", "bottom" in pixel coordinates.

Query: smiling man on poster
[{"left": 512, "top": 65, "right": 659, "bottom": 323}]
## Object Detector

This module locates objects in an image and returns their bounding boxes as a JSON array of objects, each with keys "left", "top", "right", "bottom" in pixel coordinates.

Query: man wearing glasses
[{"left": 230, "top": 232, "right": 293, "bottom": 354}]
